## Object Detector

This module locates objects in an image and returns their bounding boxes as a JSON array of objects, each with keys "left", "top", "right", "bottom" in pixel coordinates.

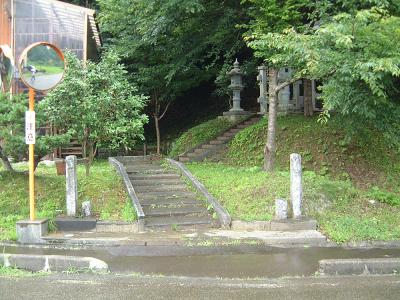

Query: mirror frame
[
  {"left": 0, "top": 45, "right": 15, "bottom": 93},
  {"left": 18, "top": 42, "right": 65, "bottom": 91}
]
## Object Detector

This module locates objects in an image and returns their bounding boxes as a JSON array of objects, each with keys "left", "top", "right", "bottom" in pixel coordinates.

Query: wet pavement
[
  {"left": 2, "top": 273, "right": 400, "bottom": 299},
  {"left": 3, "top": 245, "right": 400, "bottom": 278}
]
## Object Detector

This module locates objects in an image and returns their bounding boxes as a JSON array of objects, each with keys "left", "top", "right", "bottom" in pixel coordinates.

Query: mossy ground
[{"left": 0, "top": 160, "right": 135, "bottom": 241}]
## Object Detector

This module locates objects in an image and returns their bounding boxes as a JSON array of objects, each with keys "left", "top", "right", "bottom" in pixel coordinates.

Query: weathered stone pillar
[
  {"left": 278, "top": 85, "right": 291, "bottom": 113},
  {"left": 82, "top": 201, "right": 91, "bottom": 217},
  {"left": 275, "top": 198, "right": 288, "bottom": 220},
  {"left": 290, "top": 153, "right": 302, "bottom": 218},
  {"left": 66, "top": 155, "right": 78, "bottom": 217},
  {"left": 293, "top": 80, "right": 300, "bottom": 110},
  {"left": 277, "top": 68, "right": 294, "bottom": 114},
  {"left": 257, "top": 65, "right": 268, "bottom": 114},
  {"left": 311, "top": 80, "right": 316, "bottom": 110}
]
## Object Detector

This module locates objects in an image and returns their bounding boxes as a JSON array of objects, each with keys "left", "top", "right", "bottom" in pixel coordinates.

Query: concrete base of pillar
[
  {"left": 222, "top": 110, "right": 252, "bottom": 122},
  {"left": 277, "top": 103, "right": 294, "bottom": 115},
  {"left": 16, "top": 219, "right": 48, "bottom": 244}
]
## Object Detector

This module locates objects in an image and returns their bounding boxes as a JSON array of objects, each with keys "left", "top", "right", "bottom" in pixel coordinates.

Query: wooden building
[
  {"left": 1, "top": 0, "right": 101, "bottom": 158},
  {"left": 0, "top": 0, "right": 100, "bottom": 94}
]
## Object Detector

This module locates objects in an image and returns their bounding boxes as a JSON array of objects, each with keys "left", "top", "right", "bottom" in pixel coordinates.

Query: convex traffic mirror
[
  {"left": 0, "top": 45, "right": 14, "bottom": 92},
  {"left": 19, "top": 42, "right": 65, "bottom": 91}
]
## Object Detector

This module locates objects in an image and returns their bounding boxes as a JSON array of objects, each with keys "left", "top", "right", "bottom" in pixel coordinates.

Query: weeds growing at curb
[{"left": 0, "top": 266, "right": 49, "bottom": 277}]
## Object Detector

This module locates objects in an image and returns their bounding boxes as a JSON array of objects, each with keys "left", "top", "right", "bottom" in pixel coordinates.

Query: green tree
[
  {"left": 98, "top": 0, "right": 250, "bottom": 154},
  {"left": 0, "top": 93, "right": 70, "bottom": 172},
  {"left": 241, "top": 0, "right": 314, "bottom": 170},
  {"left": 247, "top": 3, "right": 400, "bottom": 170},
  {"left": 42, "top": 51, "right": 148, "bottom": 174}
]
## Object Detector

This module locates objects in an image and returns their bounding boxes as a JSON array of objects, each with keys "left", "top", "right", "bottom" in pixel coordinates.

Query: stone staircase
[
  {"left": 123, "top": 158, "right": 217, "bottom": 231},
  {"left": 178, "top": 116, "right": 261, "bottom": 162}
]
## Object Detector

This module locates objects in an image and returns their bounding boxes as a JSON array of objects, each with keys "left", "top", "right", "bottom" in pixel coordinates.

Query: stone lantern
[
  {"left": 223, "top": 59, "right": 250, "bottom": 120},
  {"left": 228, "top": 58, "right": 244, "bottom": 111}
]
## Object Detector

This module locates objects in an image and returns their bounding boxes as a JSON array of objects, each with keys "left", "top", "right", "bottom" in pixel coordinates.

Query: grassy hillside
[
  {"left": 0, "top": 160, "right": 135, "bottom": 241},
  {"left": 168, "top": 117, "right": 234, "bottom": 158},
  {"left": 225, "top": 115, "right": 400, "bottom": 192},
  {"left": 187, "top": 162, "right": 400, "bottom": 242},
  {"left": 181, "top": 114, "right": 400, "bottom": 242}
]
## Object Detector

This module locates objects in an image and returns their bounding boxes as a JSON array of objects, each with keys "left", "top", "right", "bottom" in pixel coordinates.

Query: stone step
[
  {"left": 134, "top": 184, "right": 188, "bottom": 193},
  {"left": 140, "top": 197, "right": 202, "bottom": 207},
  {"left": 143, "top": 206, "right": 208, "bottom": 217},
  {"left": 127, "top": 168, "right": 170, "bottom": 175},
  {"left": 201, "top": 144, "right": 219, "bottom": 149},
  {"left": 249, "top": 117, "right": 261, "bottom": 122},
  {"left": 186, "top": 156, "right": 205, "bottom": 162},
  {"left": 236, "top": 124, "right": 247, "bottom": 129},
  {"left": 228, "top": 128, "right": 240, "bottom": 133},
  {"left": 222, "top": 132, "right": 236, "bottom": 137},
  {"left": 126, "top": 165, "right": 164, "bottom": 171},
  {"left": 137, "top": 191, "right": 196, "bottom": 200},
  {"left": 187, "top": 152, "right": 201, "bottom": 158},
  {"left": 209, "top": 140, "right": 225, "bottom": 145},
  {"left": 131, "top": 179, "right": 184, "bottom": 186},
  {"left": 194, "top": 148, "right": 207, "bottom": 154},
  {"left": 216, "top": 136, "right": 231, "bottom": 141},
  {"left": 123, "top": 161, "right": 160, "bottom": 166},
  {"left": 244, "top": 119, "right": 259, "bottom": 125},
  {"left": 130, "top": 174, "right": 181, "bottom": 180},
  {"left": 145, "top": 215, "right": 214, "bottom": 229},
  {"left": 123, "top": 161, "right": 161, "bottom": 166}
]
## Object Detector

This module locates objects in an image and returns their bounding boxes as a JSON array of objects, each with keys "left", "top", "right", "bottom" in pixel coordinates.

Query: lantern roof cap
[{"left": 227, "top": 58, "right": 242, "bottom": 76}]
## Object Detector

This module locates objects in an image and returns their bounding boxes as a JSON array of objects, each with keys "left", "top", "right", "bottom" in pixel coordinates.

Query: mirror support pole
[{"left": 29, "top": 88, "right": 35, "bottom": 221}]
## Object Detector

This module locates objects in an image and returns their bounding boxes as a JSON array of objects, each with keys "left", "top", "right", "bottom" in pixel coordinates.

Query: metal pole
[{"left": 29, "top": 88, "right": 35, "bottom": 221}]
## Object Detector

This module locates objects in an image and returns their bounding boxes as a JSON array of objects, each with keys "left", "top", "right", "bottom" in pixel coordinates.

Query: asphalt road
[
  {"left": 1, "top": 274, "right": 400, "bottom": 299},
  {"left": 22, "top": 73, "right": 63, "bottom": 90},
  {"left": 5, "top": 245, "right": 400, "bottom": 278}
]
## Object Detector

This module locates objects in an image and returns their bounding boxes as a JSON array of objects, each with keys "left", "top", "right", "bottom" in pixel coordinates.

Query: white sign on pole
[{"left": 25, "top": 111, "right": 36, "bottom": 145}]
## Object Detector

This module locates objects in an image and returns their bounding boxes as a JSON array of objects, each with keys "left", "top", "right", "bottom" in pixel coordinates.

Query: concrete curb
[
  {"left": 96, "top": 221, "right": 138, "bottom": 233},
  {"left": 0, "top": 253, "right": 108, "bottom": 272},
  {"left": 166, "top": 158, "right": 231, "bottom": 229},
  {"left": 319, "top": 258, "right": 400, "bottom": 276},
  {"left": 108, "top": 157, "right": 145, "bottom": 231},
  {"left": 339, "top": 240, "right": 400, "bottom": 249},
  {"left": 231, "top": 218, "right": 317, "bottom": 231}
]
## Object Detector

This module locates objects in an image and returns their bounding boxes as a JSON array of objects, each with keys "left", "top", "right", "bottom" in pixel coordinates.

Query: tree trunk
[
  {"left": 303, "top": 79, "right": 313, "bottom": 117},
  {"left": 82, "top": 129, "right": 91, "bottom": 176},
  {"left": 154, "top": 115, "right": 161, "bottom": 155},
  {"left": 85, "top": 141, "right": 96, "bottom": 177},
  {"left": 33, "top": 156, "right": 40, "bottom": 171},
  {"left": 152, "top": 94, "right": 170, "bottom": 156},
  {"left": 0, "top": 146, "right": 14, "bottom": 172},
  {"left": 264, "top": 68, "right": 278, "bottom": 171}
]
